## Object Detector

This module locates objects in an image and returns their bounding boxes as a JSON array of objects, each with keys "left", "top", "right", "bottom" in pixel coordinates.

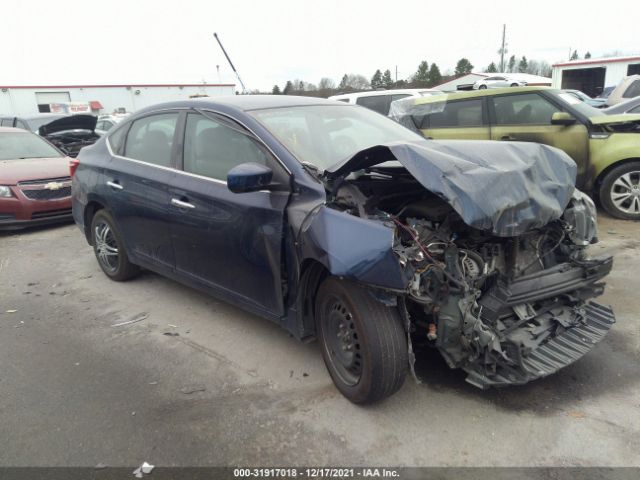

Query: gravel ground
[{"left": 0, "top": 213, "right": 638, "bottom": 467}]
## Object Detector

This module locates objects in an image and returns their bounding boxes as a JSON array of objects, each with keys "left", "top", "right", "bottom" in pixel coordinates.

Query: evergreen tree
[
  {"left": 339, "top": 74, "right": 349, "bottom": 90},
  {"left": 272, "top": 85, "right": 281, "bottom": 95},
  {"left": 486, "top": 62, "right": 498, "bottom": 73},
  {"left": 382, "top": 69, "right": 394, "bottom": 89},
  {"left": 413, "top": 61, "right": 430, "bottom": 86},
  {"left": 518, "top": 56, "right": 528, "bottom": 73},
  {"left": 454, "top": 58, "right": 474, "bottom": 76},
  {"left": 585, "top": 51, "right": 592, "bottom": 59},
  {"left": 371, "top": 69, "right": 383, "bottom": 89},
  {"left": 508, "top": 55, "right": 516, "bottom": 72},
  {"left": 427, "top": 63, "right": 442, "bottom": 86},
  {"left": 570, "top": 50, "right": 579, "bottom": 60},
  {"left": 283, "top": 81, "right": 293, "bottom": 95}
]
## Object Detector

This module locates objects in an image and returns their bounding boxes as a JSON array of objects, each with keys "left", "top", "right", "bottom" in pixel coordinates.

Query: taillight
[{"left": 69, "top": 158, "right": 80, "bottom": 178}]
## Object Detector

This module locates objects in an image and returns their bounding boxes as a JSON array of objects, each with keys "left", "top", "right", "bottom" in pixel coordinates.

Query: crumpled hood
[
  {"left": 38, "top": 114, "right": 97, "bottom": 135},
  {"left": 325, "top": 139, "right": 577, "bottom": 237}
]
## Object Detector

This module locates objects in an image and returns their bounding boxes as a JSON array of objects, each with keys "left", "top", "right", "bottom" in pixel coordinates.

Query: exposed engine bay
[
  {"left": 327, "top": 166, "right": 615, "bottom": 388},
  {"left": 45, "top": 131, "right": 100, "bottom": 158}
]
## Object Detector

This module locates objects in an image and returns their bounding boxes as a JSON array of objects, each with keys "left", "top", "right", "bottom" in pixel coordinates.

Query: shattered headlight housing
[{"left": 563, "top": 189, "right": 598, "bottom": 246}]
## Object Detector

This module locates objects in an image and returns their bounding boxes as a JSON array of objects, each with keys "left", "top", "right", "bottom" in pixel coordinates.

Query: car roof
[
  {"left": 414, "top": 86, "right": 553, "bottom": 104},
  {"left": 135, "top": 95, "right": 344, "bottom": 116}
]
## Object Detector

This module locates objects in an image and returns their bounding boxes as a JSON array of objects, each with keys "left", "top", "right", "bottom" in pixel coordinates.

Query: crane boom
[{"left": 213, "top": 32, "right": 247, "bottom": 93}]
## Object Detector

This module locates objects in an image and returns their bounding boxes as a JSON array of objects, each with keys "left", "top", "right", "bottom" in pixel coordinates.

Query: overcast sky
[{"left": 3, "top": 0, "right": 639, "bottom": 91}]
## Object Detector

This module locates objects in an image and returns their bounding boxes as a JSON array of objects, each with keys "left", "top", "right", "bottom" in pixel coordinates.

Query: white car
[
  {"left": 329, "top": 89, "right": 443, "bottom": 115},
  {"left": 95, "top": 113, "right": 130, "bottom": 136},
  {"left": 472, "top": 76, "right": 527, "bottom": 90}
]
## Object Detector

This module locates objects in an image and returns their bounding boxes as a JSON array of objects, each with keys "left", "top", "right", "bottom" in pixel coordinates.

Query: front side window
[
  {"left": 356, "top": 95, "right": 391, "bottom": 115},
  {"left": 421, "top": 99, "right": 484, "bottom": 128},
  {"left": 183, "top": 113, "right": 268, "bottom": 181},
  {"left": 124, "top": 113, "right": 179, "bottom": 167},
  {"left": 492, "top": 93, "right": 559, "bottom": 125}
]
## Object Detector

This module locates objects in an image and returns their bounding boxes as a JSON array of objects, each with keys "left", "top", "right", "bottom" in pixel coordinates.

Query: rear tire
[
  {"left": 599, "top": 161, "right": 640, "bottom": 220},
  {"left": 510, "top": 83, "right": 519, "bottom": 87},
  {"left": 479, "top": 85, "right": 487, "bottom": 90},
  {"left": 91, "top": 209, "right": 140, "bottom": 281},
  {"left": 315, "top": 277, "right": 407, "bottom": 404}
]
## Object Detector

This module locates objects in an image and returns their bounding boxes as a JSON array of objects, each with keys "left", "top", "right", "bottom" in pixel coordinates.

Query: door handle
[
  {"left": 500, "top": 135, "right": 516, "bottom": 141},
  {"left": 171, "top": 198, "right": 196, "bottom": 210},
  {"left": 107, "top": 181, "right": 123, "bottom": 190}
]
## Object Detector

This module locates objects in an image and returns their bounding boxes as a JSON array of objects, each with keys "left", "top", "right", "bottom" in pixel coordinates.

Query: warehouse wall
[{"left": 0, "top": 85, "right": 235, "bottom": 116}]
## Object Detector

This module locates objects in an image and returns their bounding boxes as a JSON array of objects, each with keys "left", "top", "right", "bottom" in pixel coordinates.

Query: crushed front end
[{"left": 324, "top": 140, "right": 616, "bottom": 388}]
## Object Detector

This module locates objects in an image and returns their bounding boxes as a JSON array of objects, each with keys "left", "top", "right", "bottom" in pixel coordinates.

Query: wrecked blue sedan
[{"left": 71, "top": 95, "right": 615, "bottom": 403}]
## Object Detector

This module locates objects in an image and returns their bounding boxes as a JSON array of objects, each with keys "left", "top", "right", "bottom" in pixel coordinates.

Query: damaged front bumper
[
  {"left": 464, "top": 301, "right": 615, "bottom": 388},
  {"left": 436, "top": 257, "right": 616, "bottom": 389}
]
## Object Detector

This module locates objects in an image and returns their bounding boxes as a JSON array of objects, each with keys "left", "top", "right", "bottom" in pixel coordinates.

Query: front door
[
  {"left": 488, "top": 92, "right": 589, "bottom": 184},
  {"left": 104, "top": 111, "right": 181, "bottom": 269},
  {"left": 168, "top": 111, "right": 289, "bottom": 316}
]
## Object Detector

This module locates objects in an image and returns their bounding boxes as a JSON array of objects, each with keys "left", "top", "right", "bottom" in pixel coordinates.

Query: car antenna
[{"left": 213, "top": 32, "right": 247, "bottom": 94}]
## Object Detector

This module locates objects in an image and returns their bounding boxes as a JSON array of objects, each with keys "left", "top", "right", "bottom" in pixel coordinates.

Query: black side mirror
[
  {"left": 227, "top": 162, "right": 274, "bottom": 193},
  {"left": 551, "top": 112, "right": 577, "bottom": 126}
]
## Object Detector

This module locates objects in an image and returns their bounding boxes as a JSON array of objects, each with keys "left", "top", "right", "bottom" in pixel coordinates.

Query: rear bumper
[{"left": 465, "top": 302, "right": 615, "bottom": 388}]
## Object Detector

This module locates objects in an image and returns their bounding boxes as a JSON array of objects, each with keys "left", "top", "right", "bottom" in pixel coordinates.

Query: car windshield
[
  {"left": 250, "top": 105, "right": 424, "bottom": 170},
  {"left": 553, "top": 91, "right": 603, "bottom": 117},
  {"left": 0, "top": 131, "right": 62, "bottom": 160}
]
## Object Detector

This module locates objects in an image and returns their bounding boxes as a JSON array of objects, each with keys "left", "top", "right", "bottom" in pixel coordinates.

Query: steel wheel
[
  {"left": 94, "top": 220, "right": 119, "bottom": 273},
  {"left": 610, "top": 170, "right": 640, "bottom": 215},
  {"left": 322, "top": 297, "right": 362, "bottom": 386}
]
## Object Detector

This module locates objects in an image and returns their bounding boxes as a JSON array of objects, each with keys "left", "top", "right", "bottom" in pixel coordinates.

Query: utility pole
[
  {"left": 213, "top": 32, "right": 247, "bottom": 93},
  {"left": 499, "top": 24, "right": 507, "bottom": 72},
  {"left": 395, "top": 65, "right": 398, "bottom": 83}
]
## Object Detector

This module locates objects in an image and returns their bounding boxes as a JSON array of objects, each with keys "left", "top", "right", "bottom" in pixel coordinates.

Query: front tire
[
  {"left": 91, "top": 209, "right": 140, "bottom": 281},
  {"left": 479, "top": 85, "right": 487, "bottom": 90},
  {"left": 599, "top": 161, "right": 640, "bottom": 220},
  {"left": 510, "top": 83, "right": 519, "bottom": 87},
  {"left": 315, "top": 277, "right": 407, "bottom": 404}
]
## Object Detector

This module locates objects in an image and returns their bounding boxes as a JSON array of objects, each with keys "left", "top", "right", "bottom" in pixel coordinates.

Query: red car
[{"left": 0, "top": 127, "right": 73, "bottom": 229}]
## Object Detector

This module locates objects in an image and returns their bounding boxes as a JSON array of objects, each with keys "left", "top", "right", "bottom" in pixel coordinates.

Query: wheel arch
[
  {"left": 594, "top": 157, "right": 640, "bottom": 194},
  {"left": 83, "top": 199, "right": 106, "bottom": 244},
  {"left": 293, "top": 258, "right": 330, "bottom": 340}
]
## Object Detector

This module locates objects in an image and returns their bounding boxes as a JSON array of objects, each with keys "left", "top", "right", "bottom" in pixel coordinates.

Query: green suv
[{"left": 390, "top": 87, "right": 640, "bottom": 219}]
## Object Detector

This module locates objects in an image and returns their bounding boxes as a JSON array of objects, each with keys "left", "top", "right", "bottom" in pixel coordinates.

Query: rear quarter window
[
  {"left": 107, "top": 124, "right": 128, "bottom": 155},
  {"left": 623, "top": 80, "right": 640, "bottom": 99},
  {"left": 356, "top": 95, "right": 391, "bottom": 115}
]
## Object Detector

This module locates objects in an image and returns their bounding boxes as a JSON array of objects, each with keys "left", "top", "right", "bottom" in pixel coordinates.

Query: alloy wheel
[
  {"left": 94, "top": 221, "right": 119, "bottom": 273},
  {"left": 610, "top": 171, "right": 640, "bottom": 215}
]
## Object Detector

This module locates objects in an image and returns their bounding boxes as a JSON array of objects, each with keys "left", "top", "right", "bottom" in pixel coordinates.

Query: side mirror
[
  {"left": 227, "top": 162, "right": 274, "bottom": 194},
  {"left": 551, "top": 111, "right": 577, "bottom": 126}
]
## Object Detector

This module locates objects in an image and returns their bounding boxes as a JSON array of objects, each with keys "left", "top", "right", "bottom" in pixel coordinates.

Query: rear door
[
  {"left": 104, "top": 111, "right": 181, "bottom": 270},
  {"left": 167, "top": 111, "right": 290, "bottom": 316},
  {"left": 488, "top": 92, "right": 589, "bottom": 180},
  {"left": 419, "top": 98, "right": 490, "bottom": 140}
]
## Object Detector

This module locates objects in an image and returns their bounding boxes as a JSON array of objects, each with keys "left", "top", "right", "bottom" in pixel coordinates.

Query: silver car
[{"left": 473, "top": 76, "right": 527, "bottom": 89}]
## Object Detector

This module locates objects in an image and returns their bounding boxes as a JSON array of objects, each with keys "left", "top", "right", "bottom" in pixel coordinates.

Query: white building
[
  {"left": 434, "top": 72, "right": 551, "bottom": 92},
  {"left": 0, "top": 83, "right": 236, "bottom": 116},
  {"left": 552, "top": 56, "right": 640, "bottom": 97}
]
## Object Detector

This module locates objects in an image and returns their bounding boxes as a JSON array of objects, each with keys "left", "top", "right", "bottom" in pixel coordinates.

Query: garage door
[{"left": 35, "top": 91, "right": 71, "bottom": 112}]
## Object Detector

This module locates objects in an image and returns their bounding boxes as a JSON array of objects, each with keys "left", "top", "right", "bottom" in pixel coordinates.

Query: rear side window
[
  {"left": 1, "top": 118, "right": 14, "bottom": 127},
  {"left": 356, "top": 95, "right": 391, "bottom": 115},
  {"left": 492, "top": 94, "right": 559, "bottom": 125},
  {"left": 107, "top": 124, "right": 129, "bottom": 155},
  {"left": 124, "top": 113, "right": 179, "bottom": 167},
  {"left": 629, "top": 105, "right": 640, "bottom": 114},
  {"left": 421, "top": 99, "right": 484, "bottom": 128},
  {"left": 183, "top": 113, "right": 268, "bottom": 181},
  {"left": 623, "top": 80, "right": 640, "bottom": 99}
]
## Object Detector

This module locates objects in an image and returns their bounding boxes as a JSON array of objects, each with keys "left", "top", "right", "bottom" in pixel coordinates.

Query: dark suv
[{"left": 72, "top": 96, "right": 615, "bottom": 403}]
